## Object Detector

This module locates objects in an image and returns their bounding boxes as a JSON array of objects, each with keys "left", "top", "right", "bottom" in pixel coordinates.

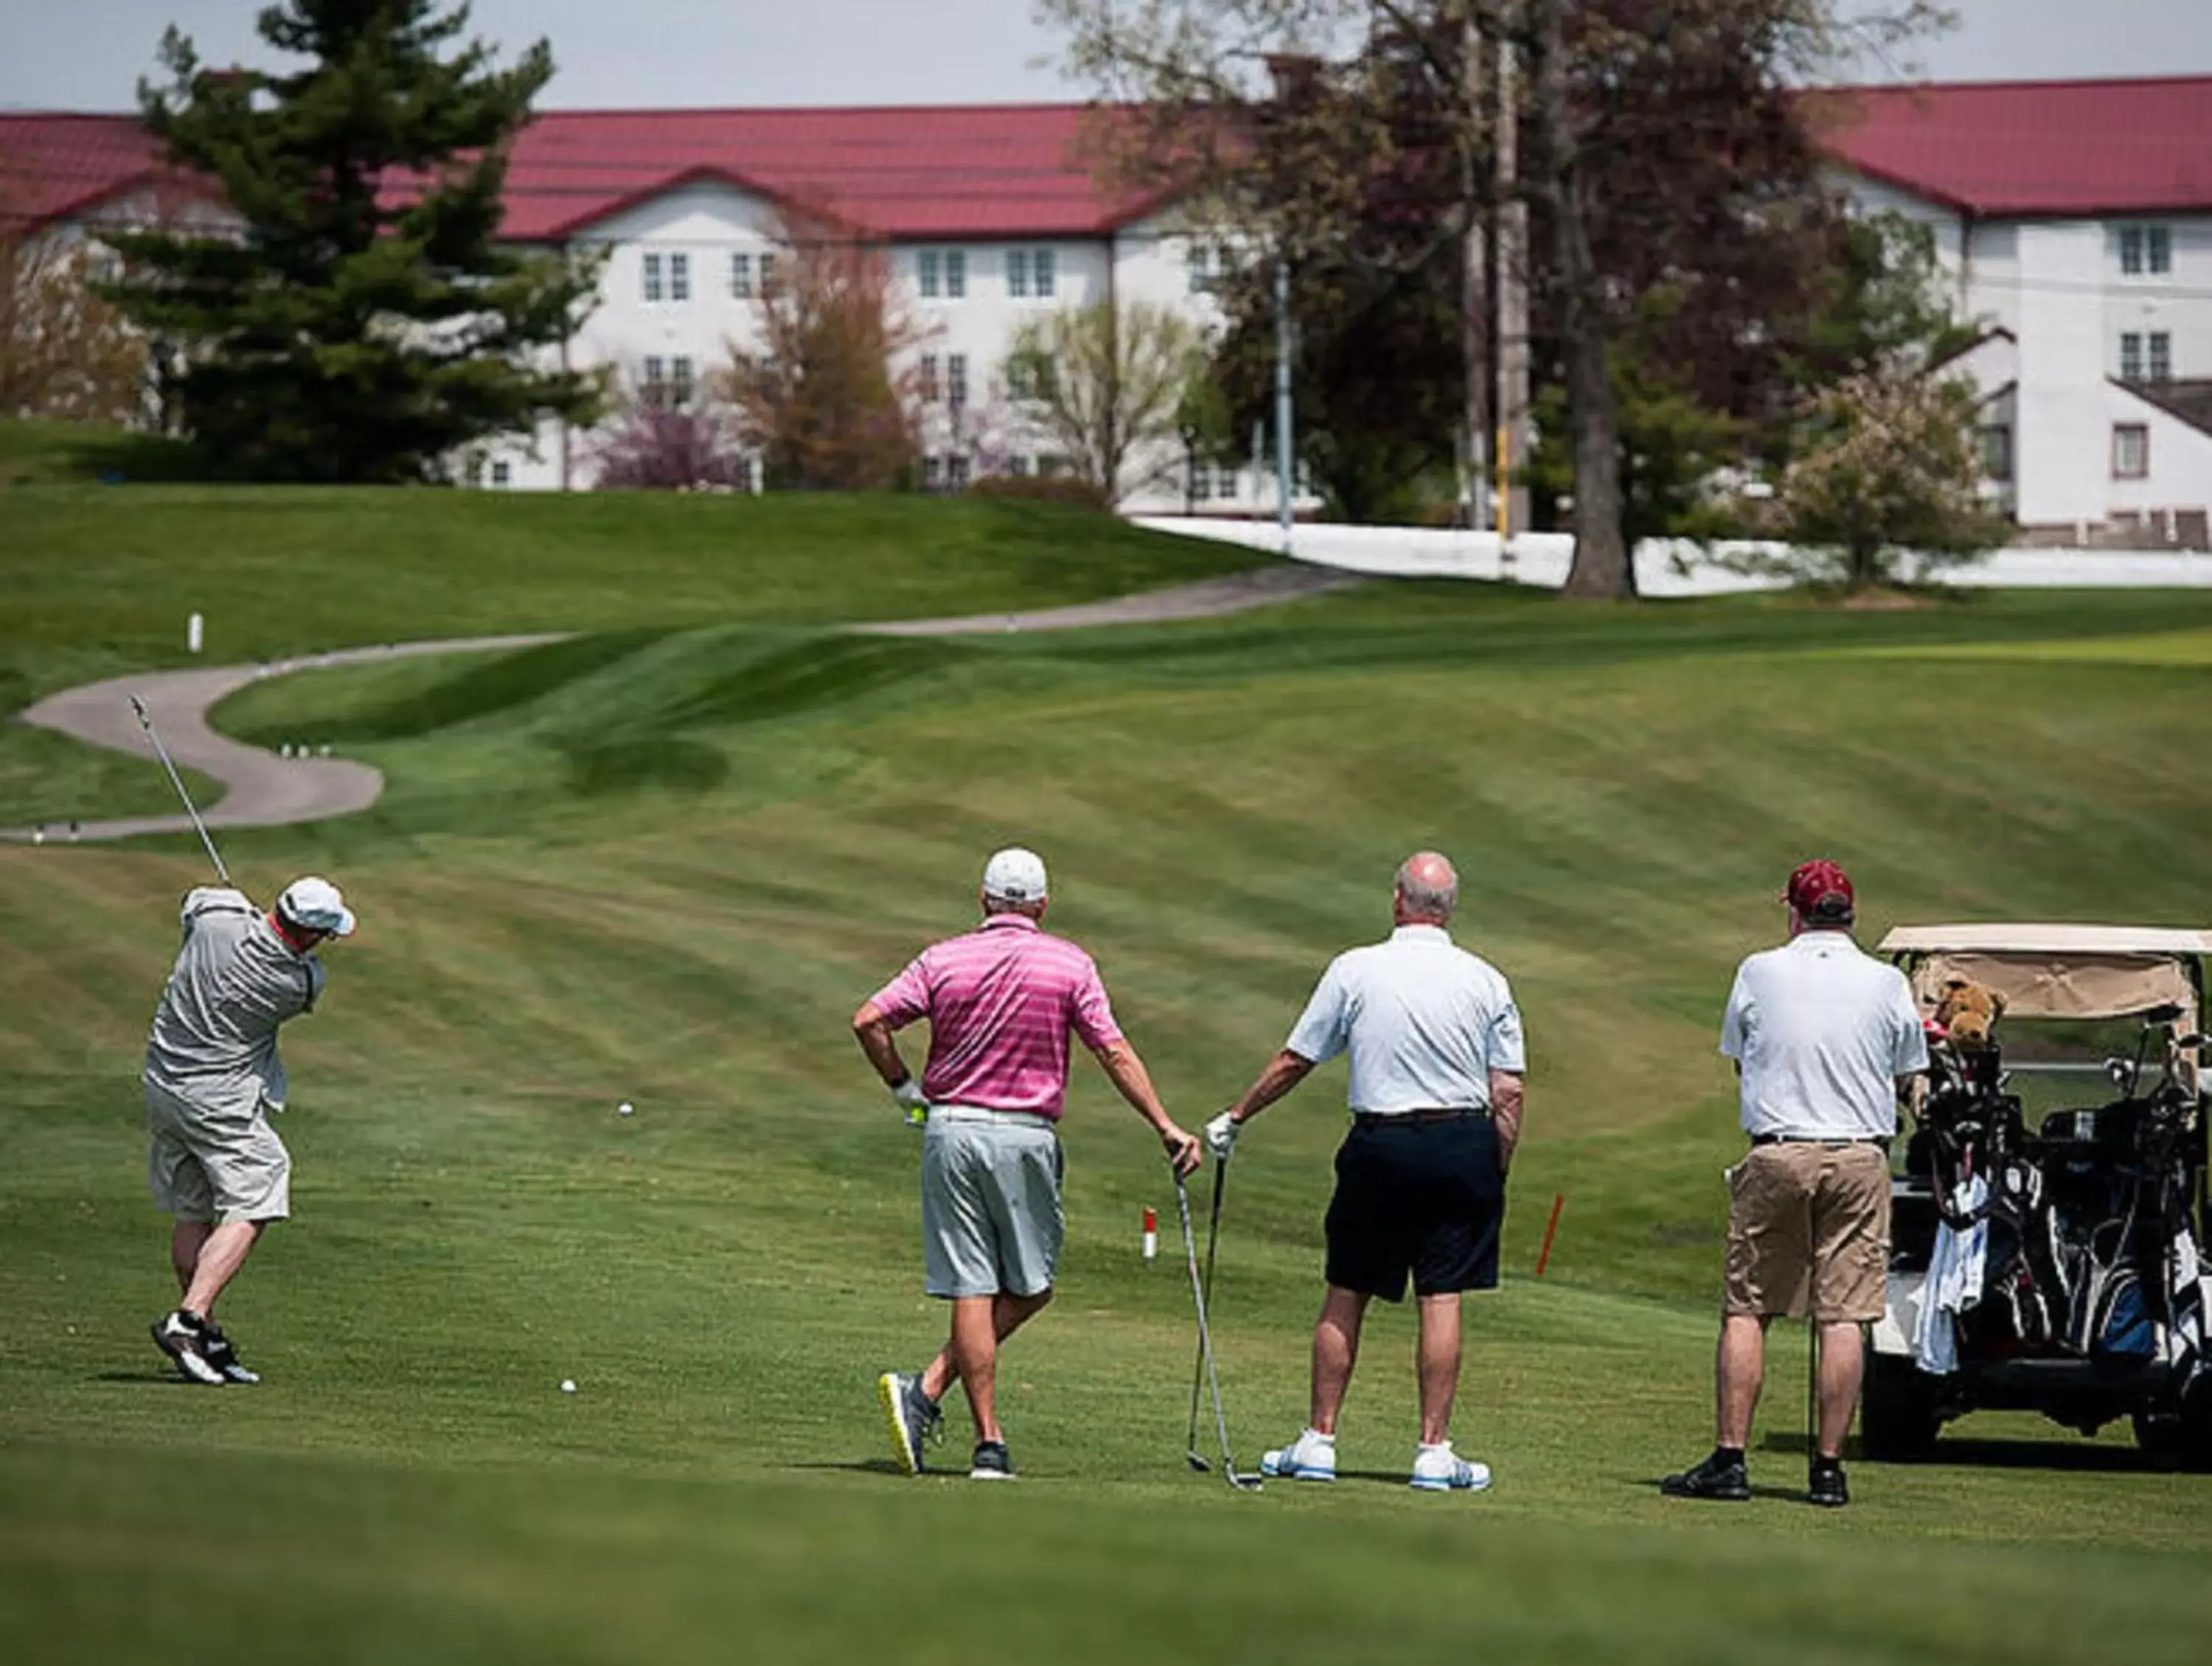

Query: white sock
[
  {"left": 1418, "top": 1440, "right": 1453, "bottom": 1457},
  {"left": 1304, "top": 1428, "right": 1335, "bottom": 1448}
]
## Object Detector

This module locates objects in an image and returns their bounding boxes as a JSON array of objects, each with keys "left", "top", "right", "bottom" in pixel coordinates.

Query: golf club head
[
  {"left": 1186, "top": 1450, "right": 1211, "bottom": 1473},
  {"left": 1228, "top": 1471, "right": 1264, "bottom": 1492},
  {"left": 128, "top": 694, "right": 150, "bottom": 725}
]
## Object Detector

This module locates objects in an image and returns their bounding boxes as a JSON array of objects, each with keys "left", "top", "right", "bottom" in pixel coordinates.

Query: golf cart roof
[
  {"left": 1878, "top": 925, "right": 2212, "bottom": 956},
  {"left": 1879, "top": 925, "right": 2210, "bottom": 1023}
]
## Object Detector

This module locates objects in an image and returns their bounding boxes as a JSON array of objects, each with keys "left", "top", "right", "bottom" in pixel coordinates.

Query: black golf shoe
[
  {"left": 199, "top": 1320, "right": 260, "bottom": 1385},
  {"left": 1660, "top": 1449, "right": 1750, "bottom": 1501},
  {"left": 968, "top": 1440, "right": 1016, "bottom": 1481},
  {"left": 1808, "top": 1459, "right": 1850, "bottom": 1508},
  {"left": 151, "top": 1309, "right": 224, "bottom": 1386}
]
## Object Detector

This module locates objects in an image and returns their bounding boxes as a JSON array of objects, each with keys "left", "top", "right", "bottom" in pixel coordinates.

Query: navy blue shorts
[{"left": 1324, "top": 1115, "right": 1505, "bottom": 1300}]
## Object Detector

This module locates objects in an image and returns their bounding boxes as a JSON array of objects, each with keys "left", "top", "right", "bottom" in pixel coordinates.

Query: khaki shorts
[
  {"left": 1723, "top": 1140, "right": 1889, "bottom": 1322},
  {"left": 920, "top": 1109, "right": 1063, "bottom": 1299},
  {"left": 146, "top": 1081, "right": 292, "bottom": 1226}
]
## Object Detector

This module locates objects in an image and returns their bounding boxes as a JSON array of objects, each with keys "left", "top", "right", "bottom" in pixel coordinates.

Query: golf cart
[{"left": 1866, "top": 925, "right": 2212, "bottom": 1467}]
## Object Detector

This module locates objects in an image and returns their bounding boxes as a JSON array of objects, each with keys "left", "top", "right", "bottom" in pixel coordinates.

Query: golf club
[
  {"left": 128, "top": 694, "right": 231, "bottom": 885},
  {"left": 1184, "top": 1155, "right": 1230, "bottom": 1471},
  {"left": 1174, "top": 1165, "right": 1262, "bottom": 1491}
]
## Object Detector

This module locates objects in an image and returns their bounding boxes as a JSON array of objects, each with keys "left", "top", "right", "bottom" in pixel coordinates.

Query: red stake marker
[
  {"left": 1535, "top": 1193, "right": 1565, "bottom": 1278},
  {"left": 1142, "top": 1205, "right": 1158, "bottom": 1262}
]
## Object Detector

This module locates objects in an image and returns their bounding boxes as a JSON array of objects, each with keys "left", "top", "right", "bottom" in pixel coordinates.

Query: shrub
[{"left": 963, "top": 473, "right": 1112, "bottom": 514}]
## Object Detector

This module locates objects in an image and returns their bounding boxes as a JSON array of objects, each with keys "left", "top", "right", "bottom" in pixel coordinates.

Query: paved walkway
[{"left": 2, "top": 565, "right": 1350, "bottom": 845}]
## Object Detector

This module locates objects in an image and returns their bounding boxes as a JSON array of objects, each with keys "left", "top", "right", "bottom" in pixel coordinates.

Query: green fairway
[{"left": 6, "top": 491, "right": 2212, "bottom": 1662}]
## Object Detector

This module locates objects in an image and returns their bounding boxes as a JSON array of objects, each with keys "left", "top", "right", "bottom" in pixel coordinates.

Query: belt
[
  {"left": 1353, "top": 1108, "right": 1492, "bottom": 1129},
  {"left": 931, "top": 1105, "right": 1058, "bottom": 1133},
  {"left": 1750, "top": 1133, "right": 1891, "bottom": 1151}
]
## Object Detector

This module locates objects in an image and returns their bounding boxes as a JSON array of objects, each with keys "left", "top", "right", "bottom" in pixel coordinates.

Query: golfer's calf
[
  {"left": 143, "top": 878, "right": 355, "bottom": 1385},
  {"left": 853, "top": 847, "right": 1200, "bottom": 1481},
  {"left": 1660, "top": 860, "right": 1927, "bottom": 1509},
  {"left": 1208, "top": 851, "right": 1525, "bottom": 1493}
]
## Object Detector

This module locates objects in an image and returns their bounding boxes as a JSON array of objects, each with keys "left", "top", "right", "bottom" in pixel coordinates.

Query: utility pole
[
  {"left": 1460, "top": 7, "right": 1492, "bottom": 531},
  {"left": 1495, "top": 18, "right": 1531, "bottom": 554},
  {"left": 1275, "top": 257, "right": 1295, "bottom": 554}
]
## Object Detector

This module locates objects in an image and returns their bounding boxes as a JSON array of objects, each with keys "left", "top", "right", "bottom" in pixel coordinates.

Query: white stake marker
[{"left": 187, "top": 612, "right": 204, "bottom": 654}]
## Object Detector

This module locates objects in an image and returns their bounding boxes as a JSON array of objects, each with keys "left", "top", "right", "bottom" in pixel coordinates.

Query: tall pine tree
[{"left": 103, "top": 1, "right": 601, "bottom": 481}]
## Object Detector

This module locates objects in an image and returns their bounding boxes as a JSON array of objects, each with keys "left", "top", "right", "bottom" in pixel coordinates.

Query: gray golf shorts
[
  {"left": 145, "top": 1081, "right": 292, "bottom": 1226},
  {"left": 920, "top": 1109, "right": 1065, "bottom": 1299}
]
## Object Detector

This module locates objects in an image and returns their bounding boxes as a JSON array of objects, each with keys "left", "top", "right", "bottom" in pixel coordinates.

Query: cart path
[{"left": 1, "top": 563, "right": 1354, "bottom": 845}]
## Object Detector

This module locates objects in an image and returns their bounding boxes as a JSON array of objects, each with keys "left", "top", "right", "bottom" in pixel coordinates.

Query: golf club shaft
[
  {"left": 1184, "top": 1159, "right": 1227, "bottom": 1458},
  {"left": 129, "top": 696, "right": 230, "bottom": 885},
  {"left": 1175, "top": 1170, "right": 1251, "bottom": 1485}
]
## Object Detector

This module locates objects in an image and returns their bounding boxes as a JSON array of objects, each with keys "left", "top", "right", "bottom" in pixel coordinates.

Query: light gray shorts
[
  {"left": 920, "top": 1109, "right": 1064, "bottom": 1299},
  {"left": 145, "top": 1080, "right": 292, "bottom": 1225}
]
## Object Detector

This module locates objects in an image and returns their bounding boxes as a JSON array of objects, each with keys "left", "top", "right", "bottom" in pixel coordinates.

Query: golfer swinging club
[
  {"left": 145, "top": 877, "right": 356, "bottom": 1385},
  {"left": 1661, "top": 860, "right": 1926, "bottom": 1508},
  {"left": 855, "top": 848, "right": 1202, "bottom": 1480},
  {"left": 1208, "top": 851, "right": 1524, "bottom": 1492}
]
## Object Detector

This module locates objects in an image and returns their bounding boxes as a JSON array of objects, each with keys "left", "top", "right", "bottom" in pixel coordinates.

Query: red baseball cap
[{"left": 1784, "top": 859, "right": 1854, "bottom": 921}]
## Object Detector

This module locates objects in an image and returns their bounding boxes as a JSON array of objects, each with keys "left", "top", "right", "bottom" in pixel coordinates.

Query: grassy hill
[{"left": 6, "top": 482, "right": 2212, "bottom": 1663}]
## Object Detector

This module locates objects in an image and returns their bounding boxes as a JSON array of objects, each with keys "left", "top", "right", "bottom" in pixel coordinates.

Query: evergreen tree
[{"left": 103, "top": 1, "right": 602, "bottom": 481}]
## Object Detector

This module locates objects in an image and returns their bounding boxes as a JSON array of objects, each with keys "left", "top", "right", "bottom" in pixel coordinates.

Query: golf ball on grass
[
  {"left": 560, "top": 1379, "right": 577, "bottom": 1394},
  {"left": 617, "top": 1101, "right": 634, "bottom": 1117}
]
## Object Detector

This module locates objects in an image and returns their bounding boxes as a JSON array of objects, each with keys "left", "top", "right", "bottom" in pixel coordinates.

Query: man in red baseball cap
[{"left": 1662, "top": 858, "right": 1926, "bottom": 1508}]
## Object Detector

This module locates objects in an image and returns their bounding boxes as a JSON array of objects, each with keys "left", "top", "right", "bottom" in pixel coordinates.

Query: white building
[
  {"left": 11, "top": 77, "right": 2211, "bottom": 537},
  {"left": 1822, "top": 77, "right": 2212, "bottom": 546}
]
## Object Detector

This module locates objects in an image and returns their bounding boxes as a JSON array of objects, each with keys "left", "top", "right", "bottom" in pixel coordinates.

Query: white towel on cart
[{"left": 1913, "top": 1176, "right": 1990, "bottom": 1376}]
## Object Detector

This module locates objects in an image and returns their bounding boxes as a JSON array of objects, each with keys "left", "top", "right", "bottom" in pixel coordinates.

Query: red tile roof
[
  {"left": 1809, "top": 77, "right": 2212, "bottom": 218},
  {"left": 7, "top": 77, "right": 2211, "bottom": 240},
  {"left": 2, "top": 103, "right": 1160, "bottom": 241}
]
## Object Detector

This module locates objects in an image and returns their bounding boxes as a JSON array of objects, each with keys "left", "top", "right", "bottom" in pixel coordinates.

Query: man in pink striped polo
[{"left": 853, "top": 846, "right": 1201, "bottom": 1480}]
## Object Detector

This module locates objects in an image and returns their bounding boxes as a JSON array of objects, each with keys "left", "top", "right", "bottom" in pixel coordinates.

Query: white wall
[{"left": 2012, "top": 221, "right": 2112, "bottom": 527}]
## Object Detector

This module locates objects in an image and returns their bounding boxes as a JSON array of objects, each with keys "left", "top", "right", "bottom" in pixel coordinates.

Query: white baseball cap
[
  {"left": 981, "top": 846, "right": 1048, "bottom": 905},
  {"left": 277, "top": 876, "right": 356, "bottom": 938}
]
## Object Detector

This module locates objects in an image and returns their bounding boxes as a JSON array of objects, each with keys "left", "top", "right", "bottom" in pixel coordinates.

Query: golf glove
[
  {"left": 891, "top": 1078, "right": 930, "bottom": 1127},
  {"left": 1205, "top": 1111, "right": 1240, "bottom": 1160}
]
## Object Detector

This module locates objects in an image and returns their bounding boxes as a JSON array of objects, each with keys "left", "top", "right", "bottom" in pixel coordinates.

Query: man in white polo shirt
[
  {"left": 1207, "top": 851, "right": 1524, "bottom": 1493},
  {"left": 1663, "top": 859, "right": 1927, "bottom": 1508}
]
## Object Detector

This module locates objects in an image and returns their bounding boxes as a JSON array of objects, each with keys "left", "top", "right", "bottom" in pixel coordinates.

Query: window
[
  {"left": 2121, "top": 224, "right": 2174, "bottom": 276},
  {"left": 1979, "top": 424, "right": 2013, "bottom": 484},
  {"left": 758, "top": 252, "right": 778, "bottom": 296},
  {"left": 947, "top": 353, "right": 968, "bottom": 408},
  {"left": 1037, "top": 454, "right": 1070, "bottom": 478},
  {"left": 731, "top": 253, "right": 753, "bottom": 298},
  {"left": 1006, "top": 351, "right": 1052, "bottom": 402},
  {"left": 1007, "top": 455, "right": 1032, "bottom": 477},
  {"left": 670, "top": 355, "right": 694, "bottom": 409},
  {"left": 1186, "top": 241, "right": 1217, "bottom": 293},
  {"left": 917, "top": 248, "right": 966, "bottom": 299},
  {"left": 2149, "top": 332, "right": 2172, "bottom": 382},
  {"left": 1190, "top": 458, "right": 1213, "bottom": 503},
  {"left": 918, "top": 249, "right": 940, "bottom": 299},
  {"left": 945, "top": 454, "right": 971, "bottom": 490},
  {"left": 490, "top": 459, "right": 511, "bottom": 487},
  {"left": 1006, "top": 248, "right": 1029, "bottom": 299},
  {"left": 1032, "top": 247, "right": 1054, "bottom": 297},
  {"left": 642, "top": 251, "right": 663, "bottom": 302},
  {"left": 669, "top": 252, "right": 690, "bottom": 302},
  {"left": 919, "top": 353, "right": 940, "bottom": 403},
  {"left": 922, "top": 455, "right": 943, "bottom": 490},
  {"left": 2113, "top": 423, "right": 2150, "bottom": 480},
  {"left": 642, "top": 355, "right": 667, "bottom": 407},
  {"left": 2121, "top": 332, "right": 2143, "bottom": 380}
]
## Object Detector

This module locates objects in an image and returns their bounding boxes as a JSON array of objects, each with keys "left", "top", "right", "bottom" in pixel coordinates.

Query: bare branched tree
[{"left": 1003, "top": 299, "right": 1202, "bottom": 504}]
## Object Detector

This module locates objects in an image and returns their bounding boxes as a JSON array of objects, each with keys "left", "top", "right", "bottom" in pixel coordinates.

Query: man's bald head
[{"left": 1394, "top": 851, "right": 1458, "bottom": 925}]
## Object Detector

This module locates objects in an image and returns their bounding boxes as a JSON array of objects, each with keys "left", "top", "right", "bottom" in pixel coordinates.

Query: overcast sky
[{"left": 5, "top": 1, "right": 2209, "bottom": 111}]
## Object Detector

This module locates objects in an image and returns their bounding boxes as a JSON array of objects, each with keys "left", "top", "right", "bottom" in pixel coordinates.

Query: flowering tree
[
  {"left": 720, "top": 223, "right": 927, "bottom": 490},
  {"left": 590, "top": 400, "right": 750, "bottom": 489},
  {"left": 1, "top": 156, "right": 146, "bottom": 422},
  {"left": 1767, "top": 364, "right": 2006, "bottom": 590},
  {"left": 1003, "top": 299, "right": 1199, "bottom": 505}
]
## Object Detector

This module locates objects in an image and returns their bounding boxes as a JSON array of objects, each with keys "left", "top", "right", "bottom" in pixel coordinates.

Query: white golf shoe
[
  {"left": 1259, "top": 1428, "right": 1338, "bottom": 1482},
  {"left": 1409, "top": 1441, "right": 1492, "bottom": 1493}
]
